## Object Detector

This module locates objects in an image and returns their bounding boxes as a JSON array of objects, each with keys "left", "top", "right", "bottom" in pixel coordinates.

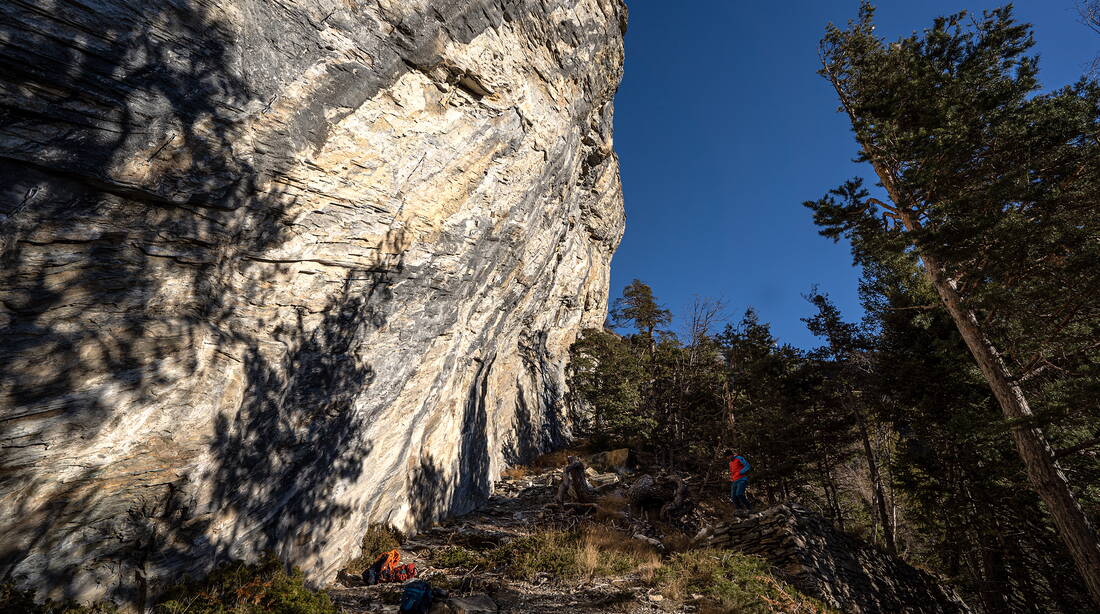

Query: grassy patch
[
  {"left": 473, "top": 525, "right": 660, "bottom": 582},
  {"left": 575, "top": 525, "right": 662, "bottom": 580},
  {"left": 0, "top": 584, "right": 119, "bottom": 614},
  {"left": 155, "top": 553, "right": 336, "bottom": 614},
  {"left": 657, "top": 549, "right": 832, "bottom": 613},
  {"left": 429, "top": 546, "right": 490, "bottom": 570},
  {"left": 340, "top": 525, "right": 402, "bottom": 576},
  {"left": 488, "top": 531, "right": 579, "bottom": 581}
]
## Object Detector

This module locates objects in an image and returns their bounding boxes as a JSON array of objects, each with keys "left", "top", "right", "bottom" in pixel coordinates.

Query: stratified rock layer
[
  {"left": 700, "top": 505, "right": 973, "bottom": 614},
  {"left": 0, "top": 0, "right": 626, "bottom": 605}
]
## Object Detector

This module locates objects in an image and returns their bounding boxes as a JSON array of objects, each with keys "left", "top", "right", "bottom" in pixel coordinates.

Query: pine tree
[
  {"left": 860, "top": 260, "right": 1094, "bottom": 612},
  {"left": 809, "top": 4, "right": 1100, "bottom": 602},
  {"left": 611, "top": 279, "right": 672, "bottom": 342},
  {"left": 804, "top": 292, "right": 896, "bottom": 554}
]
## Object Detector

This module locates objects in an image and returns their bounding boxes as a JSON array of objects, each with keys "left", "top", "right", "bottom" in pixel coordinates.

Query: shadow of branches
[
  {"left": 0, "top": 0, "right": 363, "bottom": 603},
  {"left": 408, "top": 354, "right": 493, "bottom": 528},
  {"left": 203, "top": 273, "right": 385, "bottom": 567}
]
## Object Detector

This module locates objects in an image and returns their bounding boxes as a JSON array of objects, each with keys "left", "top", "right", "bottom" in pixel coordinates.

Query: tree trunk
[
  {"left": 820, "top": 461, "right": 845, "bottom": 531},
  {"left": 875, "top": 169, "right": 1100, "bottom": 608},
  {"left": 854, "top": 403, "right": 896, "bottom": 554},
  {"left": 917, "top": 236, "right": 1100, "bottom": 608},
  {"left": 978, "top": 519, "right": 1011, "bottom": 614}
]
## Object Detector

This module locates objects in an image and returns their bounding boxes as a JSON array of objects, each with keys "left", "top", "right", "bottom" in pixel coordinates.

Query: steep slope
[
  {"left": 0, "top": 0, "right": 626, "bottom": 605},
  {"left": 697, "top": 505, "right": 973, "bottom": 613}
]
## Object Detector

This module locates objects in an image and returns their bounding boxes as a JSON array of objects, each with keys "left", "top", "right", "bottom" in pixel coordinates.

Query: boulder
[{"left": 584, "top": 449, "right": 634, "bottom": 474}]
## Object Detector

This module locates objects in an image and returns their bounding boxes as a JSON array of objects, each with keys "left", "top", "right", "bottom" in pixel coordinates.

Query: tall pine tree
[{"left": 809, "top": 4, "right": 1100, "bottom": 602}]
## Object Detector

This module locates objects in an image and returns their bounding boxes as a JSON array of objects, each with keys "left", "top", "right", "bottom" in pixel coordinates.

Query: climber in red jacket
[{"left": 725, "top": 449, "right": 752, "bottom": 511}]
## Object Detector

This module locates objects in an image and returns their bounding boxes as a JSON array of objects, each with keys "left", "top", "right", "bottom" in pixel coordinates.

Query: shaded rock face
[
  {"left": 0, "top": 0, "right": 626, "bottom": 605},
  {"left": 701, "top": 505, "right": 972, "bottom": 614}
]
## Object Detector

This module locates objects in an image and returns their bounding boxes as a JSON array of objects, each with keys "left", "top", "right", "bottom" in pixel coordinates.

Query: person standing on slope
[{"left": 726, "top": 450, "right": 752, "bottom": 512}]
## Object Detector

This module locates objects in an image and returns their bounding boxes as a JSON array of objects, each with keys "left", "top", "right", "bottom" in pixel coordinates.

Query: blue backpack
[{"left": 399, "top": 580, "right": 434, "bottom": 614}]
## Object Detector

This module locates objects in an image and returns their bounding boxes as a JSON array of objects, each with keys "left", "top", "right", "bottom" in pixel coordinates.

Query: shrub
[
  {"left": 480, "top": 525, "right": 660, "bottom": 582},
  {"left": 155, "top": 553, "right": 336, "bottom": 614},
  {"left": 429, "top": 546, "right": 489, "bottom": 570},
  {"left": 488, "top": 531, "right": 578, "bottom": 581},
  {"left": 341, "top": 525, "right": 402, "bottom": 576},
  {"left": 657, "top": 549, "right": 831, "bottom": 613}
]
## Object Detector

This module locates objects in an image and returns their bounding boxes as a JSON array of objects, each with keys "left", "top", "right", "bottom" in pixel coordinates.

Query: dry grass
[
  {"left": 659, "top": 529, "right": 696, "bottom": 553},
  {"left": 529, "top": 450, "right": 572, "bottom": 469},
  {"left": 480, "top": 524, "right": 660, "bottom": 582},
  {"left": 595, "top": 493, "right": 629, "bottom": 522},
  {"left": 501, "top": 465, "right": 531, "bottom": 480},
  {"left": 575, "top": 525, "right": 662, "bottom": 581},
  {"left": 528, "top": 442, "right": 593, "bottom": 470},
  {"left": 501, "top": 445, "right": 594, "bottom": 480},
  {"left": 657, "top": 549, "right": 834, "bottom": 614}
]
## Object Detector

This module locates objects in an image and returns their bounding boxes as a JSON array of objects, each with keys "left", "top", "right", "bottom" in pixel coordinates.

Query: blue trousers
[{"left": 730, "top": 478, "right": 750, "bottom": 510}]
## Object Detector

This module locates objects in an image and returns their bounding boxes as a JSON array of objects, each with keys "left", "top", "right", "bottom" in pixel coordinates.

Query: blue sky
[{"left": 609, "top": 0, "right": 1096, "bottom": 348}]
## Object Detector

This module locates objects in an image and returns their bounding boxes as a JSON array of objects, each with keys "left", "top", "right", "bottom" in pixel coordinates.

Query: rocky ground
[
  {"left": 323, "top": 455, "right": 973, "bottom": 614},
  {"left": 326, "top": 466, "right": 695, "bottom": 614}
]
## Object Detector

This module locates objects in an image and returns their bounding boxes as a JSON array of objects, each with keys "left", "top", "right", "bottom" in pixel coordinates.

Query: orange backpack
[{"left": 376, "top": 549, "right": 417, "bottom": 583}]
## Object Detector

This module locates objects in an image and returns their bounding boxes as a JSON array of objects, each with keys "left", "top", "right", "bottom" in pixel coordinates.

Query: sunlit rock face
[{"left": 0, "top": 0, "right": 626, "bottom": 604}]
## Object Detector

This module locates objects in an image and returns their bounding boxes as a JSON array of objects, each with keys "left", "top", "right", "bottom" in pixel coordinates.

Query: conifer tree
[
  {"left": 809, "top": 4, "right": 1100, "bottom": 602},
  {"left": 611, "top": 279, "right": 672, "bottom": 342},
  {"left": 804, "top": 292, "right": 896, "bottom": 554}
]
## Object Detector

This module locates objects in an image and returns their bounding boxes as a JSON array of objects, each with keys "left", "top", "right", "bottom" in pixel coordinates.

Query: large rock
[
  {"left": 0, "top": 0, "right": 626, "bottom": 606},
  {"left": 699, "top": 504, "right": 972, "bottom": 614}
]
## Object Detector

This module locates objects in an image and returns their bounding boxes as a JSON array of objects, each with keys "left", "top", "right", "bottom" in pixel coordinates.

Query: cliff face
[{"left": 0, "top": 0, "right": 626, "bottom": 604}]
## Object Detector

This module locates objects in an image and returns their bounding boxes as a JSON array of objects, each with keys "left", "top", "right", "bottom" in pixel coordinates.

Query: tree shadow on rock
[
  {"left": 0, "top": 0, "right": 299, "bottom": 601},
  {"left": 408, "top": 354, "right": 494, "bottom": 528},
  {"left": 203, "top": 271, "right": 393, "bottom": 571}
]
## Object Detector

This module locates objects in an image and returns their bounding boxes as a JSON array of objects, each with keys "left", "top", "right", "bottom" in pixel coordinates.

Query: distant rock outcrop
[
  {"left": 697, "top": 504, "right": 973, "bottom": 614},
  {"left": 0, "top": 0, "right": 626, "bottom": 605}
]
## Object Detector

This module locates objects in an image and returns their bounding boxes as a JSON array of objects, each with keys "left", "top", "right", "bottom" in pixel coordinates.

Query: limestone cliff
[{"left": 0, "top": 0, "right": 626, "bottom": 605}]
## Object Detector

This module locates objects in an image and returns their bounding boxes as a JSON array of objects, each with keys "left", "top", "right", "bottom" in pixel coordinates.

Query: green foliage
[
  {"left": 443, "top": 526, "right": 660, "bottom": 582},
  {"left": 489, "top": 531, "right": 580, "bottom": 581},
  {"left": 429, "top": 546, "right": 490, "bottom": 570},
  {"left": 341, "top": 525, "right": 402, "bottom": 575},
  {"left": 611, "top": 279, "right": 671, "bottom": 339},
  {"left": 810, "top": 1, "right": 1100, "bottom": 436},
  {"left": 657, "top": 549, "right": 832, "bottom": 613},
  {"left": 859, "top": 262, "right": 1093, "bottom": 612},
  {"left": 0, "top": 584, "right": 119, "bottom": 614},
  {"left": 567, "top": 6, "right": 1100, "bottom": 612},
  {"left": 806, "top": 5, "right": 1100, "bottom": 611},
  {"left": 569, "top": 328, "right": 649, "bottom": 449},
  {"left": 155, "top": 554, "right": 336, "bottom": 614},
  {"left": 571, "top": 283, "right": 735, "bottom": 468}
]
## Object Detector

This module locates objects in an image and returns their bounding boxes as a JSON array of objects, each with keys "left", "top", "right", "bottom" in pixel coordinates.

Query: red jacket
[{"left": 729, "top": 456, "right": 750, "bottom": 481}]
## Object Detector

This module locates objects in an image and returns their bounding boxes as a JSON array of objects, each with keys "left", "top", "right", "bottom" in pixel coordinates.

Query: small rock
[{"left": 648, "top": 593, "right": 664, "bottom": 602}]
